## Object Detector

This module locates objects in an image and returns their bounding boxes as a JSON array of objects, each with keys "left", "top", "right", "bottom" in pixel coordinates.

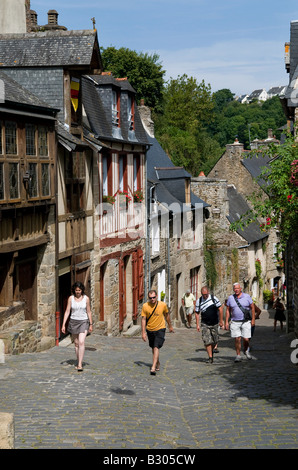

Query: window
[
  {"left": 0, "top": 163, "right": 4, "bottom": 200},
  {"left": 41, "top": 163, "right": 50, "bottom": 196},
  {"left": 127, "top": 95, "right": 135, "bottom": 131},
  {"left": 151, "top": 216, "right": 160, "bottom": 255},
  {"left": 190, "top": 267, "right": 200, "bottom": 300},
  {"left": 38, "top": 126, "right": 48, "bottom": 156},
  {"left": 112, "top": 90, "right": 120, "bottom": 126},
  {"left": 119, "top": 155, "right": 127, "bottom": 192},
  {"left": 25, "top": 124, "right": 36, "bottom": 155},
  {"left": 66, "top": 152, "right": 85, "bottom": 213},
  {"left": 133, "top": 155, "right": 141, "bottom": 192},
  {"left": 5, "top": 121, "right": 17, "bottom": 154},
  {"left": 102, "top": 152, "right": 112, "bottom": 197},
  {"left": 28, "top": 162, "right": 38, "bottom": 198},
  {"left": 9, "top": 163, "right": 19, "bottom": 199}
]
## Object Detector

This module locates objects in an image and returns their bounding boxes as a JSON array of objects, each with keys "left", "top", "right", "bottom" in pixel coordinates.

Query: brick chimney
[{"left": 138, "top": 100, "right": 155, "bottom": 138}]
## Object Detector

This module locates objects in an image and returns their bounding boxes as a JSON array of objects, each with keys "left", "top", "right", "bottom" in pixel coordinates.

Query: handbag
[
  {"left": 233, "top": 295, "right": 252, "bottom": 321},
  {"left": 146, "top": 301, "right": 158, "bottom": 325}
]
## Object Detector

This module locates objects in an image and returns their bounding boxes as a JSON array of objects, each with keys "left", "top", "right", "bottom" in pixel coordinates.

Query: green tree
[
  {"left": 155, "top": 74, "right": 222, "bottom": 175},
  {"left": 230, "top": 133, "right": 298, "bottom": 256},
  {"left": 100, "top": 47, "right": 165, "bottom": 112}
]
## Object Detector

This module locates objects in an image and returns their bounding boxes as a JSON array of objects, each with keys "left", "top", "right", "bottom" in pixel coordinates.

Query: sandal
[{"left": 150, "top": 369, "right": 156, "bottom": 375}]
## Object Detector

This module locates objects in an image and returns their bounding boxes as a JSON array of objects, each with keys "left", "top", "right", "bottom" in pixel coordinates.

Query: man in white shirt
[{"left": 182, "top": 289, "right": 196, "bottom": 328}]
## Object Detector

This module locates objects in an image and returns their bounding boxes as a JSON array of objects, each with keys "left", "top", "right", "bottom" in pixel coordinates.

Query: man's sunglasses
[{"left": 149, "top": 296, "right": 156, "bottom": 300}]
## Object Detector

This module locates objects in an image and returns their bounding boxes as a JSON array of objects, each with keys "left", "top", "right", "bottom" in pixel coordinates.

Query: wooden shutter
[
  {"left": 132, "top": 251, "right": 138, "bottom": 320},
  {"left": 137, "top": 247, "right": 144, "bottom": 300}
]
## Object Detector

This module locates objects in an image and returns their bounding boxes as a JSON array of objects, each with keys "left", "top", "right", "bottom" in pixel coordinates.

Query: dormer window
[
  {"left": 112, "top": 90, "right": 120, "bottom": 127},
  {"left": 127, "top": 95, "right": 135, "bottom": 131}
]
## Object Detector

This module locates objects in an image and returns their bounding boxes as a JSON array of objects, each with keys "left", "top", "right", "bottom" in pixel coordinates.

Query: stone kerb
[{"left": 0, "top": 413, "right": 14, "bottom": 449}]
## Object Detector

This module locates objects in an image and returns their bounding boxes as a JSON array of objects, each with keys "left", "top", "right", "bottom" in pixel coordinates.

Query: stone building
[
  {"left": 206, "top": 138, "right": 283, "bottom": 303},
  {"left": 191, "top": 173, "right": 267, "bottom": 304},
  {"left": 139, "top": 103, "right": 208, "bottom": 326}
]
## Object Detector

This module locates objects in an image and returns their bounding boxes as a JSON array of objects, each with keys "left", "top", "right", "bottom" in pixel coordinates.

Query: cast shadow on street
[{"left": 186, "top": 324, "right": 298, "bottom": 410}]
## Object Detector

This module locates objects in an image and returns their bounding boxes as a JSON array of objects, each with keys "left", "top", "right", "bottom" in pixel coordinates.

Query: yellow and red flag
[{"left": 70, "top": 77, "right": 80, "bottom": 112}]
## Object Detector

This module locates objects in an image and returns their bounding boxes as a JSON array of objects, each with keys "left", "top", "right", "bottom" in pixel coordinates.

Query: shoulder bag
[
  {"left": 233, "top": 294, "right": 252, "bottom": 321},
  {"left": 146, "top": 301, "right": 158, "bottom": 325}
]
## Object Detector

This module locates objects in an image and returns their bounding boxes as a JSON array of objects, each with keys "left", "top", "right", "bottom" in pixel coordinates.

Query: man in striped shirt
[{"left": 195, "top": 286, "right": 224, "bottom": 364}]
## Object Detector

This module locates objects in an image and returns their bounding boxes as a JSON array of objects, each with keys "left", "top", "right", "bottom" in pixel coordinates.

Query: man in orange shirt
[{"left": 141, "top": 289, "right": 174, "bottom": 375}]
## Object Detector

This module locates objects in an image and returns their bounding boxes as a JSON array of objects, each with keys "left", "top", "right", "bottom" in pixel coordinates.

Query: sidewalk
[{"left": 0, "top": 308, "right": 297, "bottom": 449}]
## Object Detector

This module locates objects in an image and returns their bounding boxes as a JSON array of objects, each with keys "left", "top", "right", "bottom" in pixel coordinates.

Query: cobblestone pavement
[{"left": 0, "top": 309, "right": 297, "bottom": 450}]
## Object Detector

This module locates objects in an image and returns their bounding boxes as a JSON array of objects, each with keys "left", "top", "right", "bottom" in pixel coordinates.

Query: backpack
[{"left": 198, "top": 295, "right": 219, "bottom": 325}]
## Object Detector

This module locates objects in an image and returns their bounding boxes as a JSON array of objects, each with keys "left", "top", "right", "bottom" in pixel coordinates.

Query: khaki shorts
[{"left": 201, "top": 323, "right": 219, "bottom": 346}]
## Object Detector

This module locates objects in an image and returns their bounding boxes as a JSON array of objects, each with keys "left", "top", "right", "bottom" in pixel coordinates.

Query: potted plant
[{"left": 263, "top": 289, "right": 273, "bottom": 309}]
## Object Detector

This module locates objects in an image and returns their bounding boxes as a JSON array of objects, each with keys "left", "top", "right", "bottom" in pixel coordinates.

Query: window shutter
[
  {"left": 132, "top": 251, "right": 138, "bottom": 320},
  {"left": 137, "top": 247, "right": 144, "bottom": 300}
]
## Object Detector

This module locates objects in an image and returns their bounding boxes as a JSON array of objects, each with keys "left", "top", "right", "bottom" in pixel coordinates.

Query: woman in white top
[{"left": 62, "top": 282, "right": 93, "bottom": 372}]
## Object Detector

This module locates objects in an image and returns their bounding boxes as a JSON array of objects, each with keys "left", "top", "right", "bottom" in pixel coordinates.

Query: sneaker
[
  {"left": 244, "top": 350, "right": 252, "bottom": 360},
  {"left": 234, "top": 355, "right": 242, "bottom": 362}
]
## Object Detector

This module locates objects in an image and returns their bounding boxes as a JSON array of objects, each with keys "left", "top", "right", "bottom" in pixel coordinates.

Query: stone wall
[{"left": 285, "top": 231, "right": 298, "bottom": 336}]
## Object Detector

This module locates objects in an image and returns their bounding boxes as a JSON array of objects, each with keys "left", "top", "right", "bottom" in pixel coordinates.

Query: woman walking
[{"left": 61, "top": 282, "right": 93, "bottom": 371}]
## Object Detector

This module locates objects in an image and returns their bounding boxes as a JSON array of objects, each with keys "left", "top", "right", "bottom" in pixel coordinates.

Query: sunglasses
[{"left": 149, "top": 296, "right": 156, "bottom": 300}]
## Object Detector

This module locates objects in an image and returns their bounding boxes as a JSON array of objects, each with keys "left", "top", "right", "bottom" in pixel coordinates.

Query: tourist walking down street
[
  {"left": 273, "top": 297, "right": 286, "bottom": 331},
  {"left": 181, "top": 289, "right": 196, "bottom": 328},
  {"left": 141, "top": 289, "right": 174, "bottom": 375},
  {"left": 61, "top": 282, "right": 93, "bottom": 372},
  {"left": 195, "top": 286, "right": 223, "bottom": 364},
  {"left": 225, "top": 283, "right": 255, "bottom": 362}
]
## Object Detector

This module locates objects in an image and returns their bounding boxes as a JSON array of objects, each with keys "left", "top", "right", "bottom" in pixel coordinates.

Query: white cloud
[{"left": 157, "top": 39, "right": 288, "bottom": 95}]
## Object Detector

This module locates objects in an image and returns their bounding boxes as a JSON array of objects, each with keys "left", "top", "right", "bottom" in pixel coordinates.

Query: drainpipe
[
  {"left": 148, "top": 183, "right": 159, "bottom": 291},
  {"left": 55, "top": 129, "right": 60, "bottom": 345},
  {"left": 167, "top": 211, "right": 173, "bottom": 308}
]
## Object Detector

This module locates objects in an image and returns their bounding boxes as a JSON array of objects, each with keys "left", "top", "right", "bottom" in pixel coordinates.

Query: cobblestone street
[{"left": 0, "top": 309, "right": 297, "bottom": 451}]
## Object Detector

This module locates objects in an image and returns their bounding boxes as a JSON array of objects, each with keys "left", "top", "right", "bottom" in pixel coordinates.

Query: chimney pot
[
  {"left": 48, "top": 10, "right": 58, "bottom": 25},
  {"left": 30, "top": 10, "right": 38, "bottom": 26}
]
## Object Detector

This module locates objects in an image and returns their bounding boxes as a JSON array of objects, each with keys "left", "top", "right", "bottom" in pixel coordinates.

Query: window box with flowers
[
  {"left": 102, "top": 195, "right": 116, "bottom": 205},
  {"left": 133, "top": 189, "right": 144, "bottom": 203}
]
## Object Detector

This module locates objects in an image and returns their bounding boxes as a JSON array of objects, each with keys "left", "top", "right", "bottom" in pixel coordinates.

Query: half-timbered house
[
  {"left": 82, "top": 73, "right": 148, "bottom": 335},
  {"left": 0, "top": 71, "right": 58, "bottom": 353}
]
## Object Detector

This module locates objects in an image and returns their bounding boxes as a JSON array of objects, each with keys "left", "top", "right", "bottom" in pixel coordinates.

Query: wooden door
[{"left": 19, "top": 262, "right": 36, "bottom": 320}]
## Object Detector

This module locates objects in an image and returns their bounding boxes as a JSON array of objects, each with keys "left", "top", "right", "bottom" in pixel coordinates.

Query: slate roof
[
  {"left": 0, "top": 70, "right": 57, "bottom": 116},
  {"left": 0, "top": 30, "right": 101, "bottom": 68},
  {"left": 82, "top": 74, "right": 148, "bottom": 145},
  {"left": 241, "top": 152, "right": 272, "bottom": 190},
  {"left": 227, "top": 185, "right": 267, "bottom": 244},
  {"left": 146, "top": 135, "right": 209, "bottom": 210},
  {"left": 57, "top": 122, "right": 89, "bottom": 151}
]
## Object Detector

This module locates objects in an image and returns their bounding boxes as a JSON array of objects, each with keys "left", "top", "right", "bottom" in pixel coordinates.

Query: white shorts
[
  {"left": 230, "top": 320, "right": 251, "bottom": 339},
  {"left": 185, "top": 306, "right": 194, "bottom": 315}
]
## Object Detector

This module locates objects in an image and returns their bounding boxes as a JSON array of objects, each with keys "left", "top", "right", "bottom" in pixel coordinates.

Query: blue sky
[{"left": 31, "top": 0, "right": 298, "bottom": 96}]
